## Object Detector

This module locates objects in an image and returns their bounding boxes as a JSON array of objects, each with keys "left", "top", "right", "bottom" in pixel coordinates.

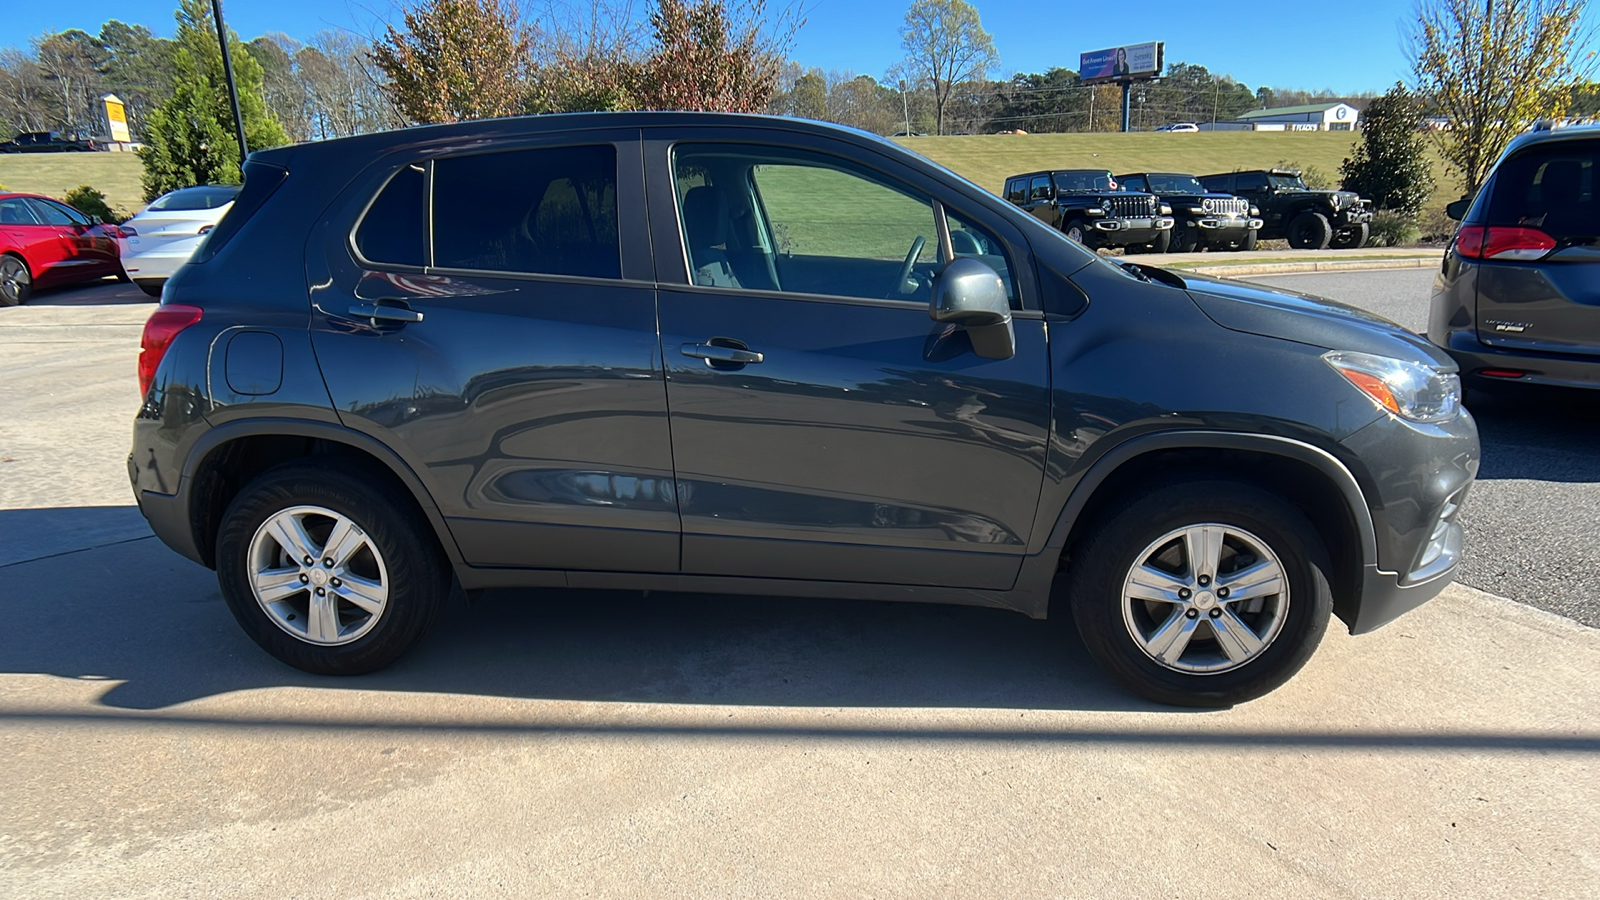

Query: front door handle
[
  {"left": 681, "top": 340, "right": 764, "bottom": 367},
  {"left": 349, "top": 302, "right": 424, "bottom": 324}
]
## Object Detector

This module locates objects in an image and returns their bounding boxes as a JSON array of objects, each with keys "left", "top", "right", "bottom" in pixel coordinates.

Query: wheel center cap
[
  {"left": 1193, "top": 590, "right": 1217, "bottom": 610},
  {"left": 309, "top": 568, "right": 329, "bottom": 587}
]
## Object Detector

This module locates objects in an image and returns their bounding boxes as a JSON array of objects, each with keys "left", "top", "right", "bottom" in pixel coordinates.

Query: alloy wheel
[
  {"left": 247, "top": 505, "right": 390, "bottom": 646},
  {"left": 0, "top": 256, "right": 29, "bottom": 304}
]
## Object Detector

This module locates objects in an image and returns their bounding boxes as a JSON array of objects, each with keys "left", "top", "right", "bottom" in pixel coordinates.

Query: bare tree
[
  {"left": 897, "top": 0, "right": 996, "bottom": 135},
  {"left": 1412, "top": 0, "right": 1594, "bottom": 194},
  {"left": 0, "top": 49, "right": 55, "bottom": 133}
]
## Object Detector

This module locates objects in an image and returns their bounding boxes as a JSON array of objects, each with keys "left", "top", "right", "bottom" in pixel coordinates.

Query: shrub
[
  {"left": 1367, "top": 210, "right": 1422, "bottom": 247},
  {"left": 64, "top": 185, "right": 126, "bottom": 224},
  {"left": 1340, "top": 84, "right": 1434, "bottom": 216},
  {"left": 1274, "top": 159, "right": 1332, "bottom": 190}
]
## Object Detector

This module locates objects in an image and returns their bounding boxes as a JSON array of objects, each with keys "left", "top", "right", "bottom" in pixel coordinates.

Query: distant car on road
[
  {"left": 1003, "top": 169, "right": 1174, "bottom": 252},
  {"left": 0, "top": 192, "right": 122, "bottom": 305},
  {"left": 1199, "top": 169, "right": 1373, "bottom": 249},
  {"left": 0, "top": 131, "right": 102, "bottom": 153},
  {"left": 1155, "top": 123, "right": 1199, "bottom": 133},
  {"left": 1430, "top": 122, "right": 1600, "bottom": 391},
  {"left": 1116, "top": 172, "right": 1262, "bottom": 252},
  {"left": 119, "top": 184, "right": 241, "bottom": 297}
]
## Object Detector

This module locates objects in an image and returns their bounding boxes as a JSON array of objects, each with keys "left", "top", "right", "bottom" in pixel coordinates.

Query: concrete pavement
[{"left": 2, "top": 280, "right": 1597, "bottom": 899}]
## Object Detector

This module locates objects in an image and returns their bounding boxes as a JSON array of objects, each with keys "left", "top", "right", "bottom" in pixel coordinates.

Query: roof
[{"left": 1237, "top": 102, "right": 1357, "bottom": 119}]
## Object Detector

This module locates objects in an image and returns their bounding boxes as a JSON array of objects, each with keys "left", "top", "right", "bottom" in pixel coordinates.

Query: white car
[
  {"left": 119, "top": 185, "right": 241, "bottom": 297},
  {"left": 1156, "top": 123, "right": 1200, "bottom": 133}
]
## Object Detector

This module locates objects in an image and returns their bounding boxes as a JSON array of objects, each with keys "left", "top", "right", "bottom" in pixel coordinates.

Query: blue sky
[{"left": 6, "top": 0, "right": 1594, "bottom": 94}]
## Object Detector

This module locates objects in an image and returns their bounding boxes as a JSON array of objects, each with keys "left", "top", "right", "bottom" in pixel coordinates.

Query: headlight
[
  {"left": 1323, "top": 351, "right": 1461, "bottom": 424},
  {"left": 1101, "top": 199, "right": 1113, "bottom": 211},
  {"left": 1249, "top": 206, "right": 1260, "bottom": 216}
]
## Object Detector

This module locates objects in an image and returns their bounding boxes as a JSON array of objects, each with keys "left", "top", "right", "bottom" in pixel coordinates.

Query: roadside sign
[
  {"left": 103, "top": 94, "right": 130, "bottom": 143},
  {"left": 1079, "top": 42, "right": 1164, "bottom": 84}
]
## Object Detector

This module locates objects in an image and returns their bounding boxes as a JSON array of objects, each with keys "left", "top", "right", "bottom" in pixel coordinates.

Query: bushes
[
  {"left": 1367, "top": 210, "right": 1422, "bottom": 247},
  {"left": 64, "top": 185, "right": 127, "bottom": 224},
  {"left": 1273, "top": 159, "right": 1332, "bottom": 190}
]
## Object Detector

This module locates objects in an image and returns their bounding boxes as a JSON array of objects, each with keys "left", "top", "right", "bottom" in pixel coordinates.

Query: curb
[{"left": 1165, "top": 257, "right": 1440, "bottom": 278}]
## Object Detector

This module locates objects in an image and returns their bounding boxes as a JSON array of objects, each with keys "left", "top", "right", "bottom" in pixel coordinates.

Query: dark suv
[
  {"left": 1003, "top": 169, "right": 1175, "bottom": 252},
  {"left": 1430, "top": 123, "right": 1600, "bottom": 390},
  {"left": 1116, "top": 172, "right": 1263, "bottom": 252},
  {"left": 130, "top": 113, "right": 1477, "bottom": 707},
  {"left": 1199, "top": 169, "right": 1372, "bottom": 249}
]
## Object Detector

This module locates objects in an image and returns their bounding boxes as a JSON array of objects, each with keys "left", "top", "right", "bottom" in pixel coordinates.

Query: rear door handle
[
  {"left": 349, "top": 302, "right": 424, "bottom": 324},
  {"left": 681, "top": 342, "right": 763, "bottom": 365}
]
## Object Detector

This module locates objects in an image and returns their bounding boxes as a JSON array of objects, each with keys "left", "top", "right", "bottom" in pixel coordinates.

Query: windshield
[
  {"left": 1146, "top": 174, "right": 1207, "bottom": 193},
  {"left": 1268, "top": 173, "right": 1308, "bottom": 190},
  {"left": 1053, "top": 171, "right": 1113, "bottom": 191},
  {"left": 148, "top": 185, "right": 242, "bottom": 211}
]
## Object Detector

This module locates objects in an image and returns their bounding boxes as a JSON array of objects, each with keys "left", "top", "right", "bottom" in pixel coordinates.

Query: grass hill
[{"left": 0, "top": 152, "right": 146, "bottom": 216}]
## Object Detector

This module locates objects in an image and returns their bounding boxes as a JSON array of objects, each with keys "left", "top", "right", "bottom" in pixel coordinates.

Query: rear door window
[
  {"left": 1485, "top": 142, "right": 1598, "bottom": 244},
  {"left": 1235, "top": 172, "right": 1269, "bottom": 192},
  {"left": 23, "top": 198, "right": 78, "bottom": 226},
  {"left": 432, "top": 145, "right": 620, "bottom": 279}
]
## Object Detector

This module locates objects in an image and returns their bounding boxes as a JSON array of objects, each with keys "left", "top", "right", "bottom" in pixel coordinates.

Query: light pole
[
  {"left": 211, "top": 0, "right": 248, "bottom": 168},
  {"left": 900, "top": 80, "right": 911, "bottom": 136}
]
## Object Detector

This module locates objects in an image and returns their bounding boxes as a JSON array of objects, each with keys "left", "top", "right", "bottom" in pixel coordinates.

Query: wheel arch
[
  {"left": 1044, "top": 432, "right": 1376, "bottom": 628},
  {"left": 181, "top": 419, "right": 464, "bottom": 571}
]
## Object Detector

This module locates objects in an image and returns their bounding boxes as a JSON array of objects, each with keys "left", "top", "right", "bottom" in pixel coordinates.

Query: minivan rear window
[{"left": 1485, "top": 142, "right": 1599, "bottom": 244}]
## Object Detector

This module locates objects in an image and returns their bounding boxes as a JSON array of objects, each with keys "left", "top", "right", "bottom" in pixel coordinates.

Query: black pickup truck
[
  {"left": 1116, "top": 172, "right": 1263, "bottom": 252},
  {"left": 1003, "top": 169, "right": 1174, "bottom": 252},
  {"left": 1199, "top": 169, "right": 1372, "bottom": 249},
  {"left": 0, "top": 131, "right": 102, "bottom": 153}
]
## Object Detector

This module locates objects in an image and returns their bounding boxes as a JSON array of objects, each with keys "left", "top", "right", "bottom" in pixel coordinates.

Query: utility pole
[
  {"left": 211, "top": 0, "right": 248, "bottom": 168},
  {"left": 900, "top": 79, "right": 910, "bottom": 136},
  {"left": 1120, "top": 82, "right": 1132, "bottom": 133}
]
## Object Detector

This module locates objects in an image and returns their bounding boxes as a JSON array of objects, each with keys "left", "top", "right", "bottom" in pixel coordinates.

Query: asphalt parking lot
[{"left": 2, "top": 275, "right": 1597, "bottom": 898}]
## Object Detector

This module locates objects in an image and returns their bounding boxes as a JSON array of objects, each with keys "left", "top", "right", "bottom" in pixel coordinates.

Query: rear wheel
[
  {"left": 1287, "top": 211, "right": 1333, "bottom": 250},
  {"left": 216, "top": 463, "right": 451, "bottom": 675},
  {"left": 1066, "top": 479, "right": 1332, "bottom": 707},
  {"left": 136, "top": 280, "right": 164, "bottom": 298},
  {"left": 1168, "top": 224, "right": 1199, "bottom": 253},
  {"left": 0, "top": 254, "right": 31, "bottom": 306},
  {"left": 1330, "top": 222, "right": 1370, "bottom": 250}
]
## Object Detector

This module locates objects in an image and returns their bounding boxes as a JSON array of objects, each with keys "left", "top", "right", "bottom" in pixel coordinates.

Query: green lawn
[{"left": 0, "top": 152, "right": 146, "bottom": 215}]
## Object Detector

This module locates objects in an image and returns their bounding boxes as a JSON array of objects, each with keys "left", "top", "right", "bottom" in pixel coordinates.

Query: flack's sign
[{"left": 1079, "top": 42, "right": 1164, "bottom": 85}]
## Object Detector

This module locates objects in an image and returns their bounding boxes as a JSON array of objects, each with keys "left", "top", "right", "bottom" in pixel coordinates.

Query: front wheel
[
  {"left": 1148, "top": 229, "right": 1172, "bottom": 253},
  {"left": 1330, "top": 222, "right": 1370, "bottom": 250},
  {"left": 1287, "top": 211, "right": 1333, "bottom": 249},
  {"left": 1062, "top": 219, "right": 1089, "bottom": 245},
  {"left": 1168, "top": 224, "right": 1199, "bottom": 253},
  {"left": 1066, "top": 480, "right": 1332, "bottom": 707},
  {"left": 0, "top": 254, "right": 31, "bottom": 306},
  {"left": 216, "top": 463, "right": 451, "bottom": 674}
]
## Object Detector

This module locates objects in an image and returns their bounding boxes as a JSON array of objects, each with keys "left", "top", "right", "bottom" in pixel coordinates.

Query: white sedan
[{"left": 119, "top": 185, "right": 241, "bottom": 297}]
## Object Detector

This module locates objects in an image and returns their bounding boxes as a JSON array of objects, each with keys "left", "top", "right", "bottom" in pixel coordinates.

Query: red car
[{"left": 0, "top": 192, "right": 123, "bottom": 305}]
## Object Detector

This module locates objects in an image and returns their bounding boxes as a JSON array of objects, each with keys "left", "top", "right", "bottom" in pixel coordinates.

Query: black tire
[
  {"left": 137, "top": 281, "right": 164, "bottom": 298},
  {"left": 1239, "top": 229, "right": 1259, "bottom": 251},
  {"left": 0, "top": 253, "right": 32, "bottom": 306},
  {"left": 1330, "top": 222, "right": 1370, "bottom": 250},
  {"left": 215, "top": 462, "right": 451, "bottom": 675},
  {"left": 1062, "top": 219, "right": 1089, "bottom": 245},
  {"left": 1065, "top": 479, "right": 1333, "bottom": 707},
  {"left": 1286, "top": 211, "right": 1333, "bottom": 250},
  {"left": 1168, "top": 223, "right": 1199, "bottom": 253},
  {"left": 1123, "top": 243, "right": 1144, "bottom": 255},
  {"left": 1149, "top": 229, "right": 1172, "bottom": 253}
]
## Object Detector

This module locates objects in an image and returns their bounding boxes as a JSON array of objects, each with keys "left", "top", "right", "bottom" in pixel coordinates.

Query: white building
[{"left": 1234, "top": 102, "right": 1361, "bottom": 132}]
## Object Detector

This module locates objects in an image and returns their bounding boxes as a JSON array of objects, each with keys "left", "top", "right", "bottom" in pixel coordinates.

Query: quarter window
[
  {"left": 354, "top": 164, "right": 426, "bottom": 267},
  {"left": 432, "top": 145, "right": 619, "bottom": 279}
]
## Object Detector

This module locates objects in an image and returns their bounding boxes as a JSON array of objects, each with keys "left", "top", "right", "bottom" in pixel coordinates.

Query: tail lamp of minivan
[
  {"left": 138, "top": 305, "right": 203, "bottom": 397},
  {"left": 1455, "top": 225, "right": 1557, "bottom": 261}
]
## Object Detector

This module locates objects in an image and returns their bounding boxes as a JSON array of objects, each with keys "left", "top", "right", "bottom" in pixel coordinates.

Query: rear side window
[
  {"left": 433, "top": 145, "right": 619, "bottom": 279},
  {"left": 1485, "top": 142, "right": 1598, "bottom": 243},
  {"left": 1201, "top": 174, "right": 1232, "bottom": 192},
  {"left": 355, "top": 164, "right": 427, "bottom": 267},
  {"left": 24, "top": 198, "right": 79, "bottom": 226},
  {"left": 1235, "top": 172, "right": 1268, "bottom": 192}
]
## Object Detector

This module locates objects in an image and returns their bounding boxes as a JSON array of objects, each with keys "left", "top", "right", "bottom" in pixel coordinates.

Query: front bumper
[
  {"left": 1193, "top": 216, "right": 1263, "bottom": 233},
  {"left": 1091, "top": 216, "right": 1175, "bottom": 234},
  {"left": 1336, "top": 206, "right": 1374, "bottom": 228},
  {"left": 1434, "top": 329, "right": 1600, "bottom": 390}
]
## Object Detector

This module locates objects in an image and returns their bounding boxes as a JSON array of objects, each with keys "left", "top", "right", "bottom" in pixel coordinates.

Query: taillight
[
  {"left": 1455, "top": 225, "right": 1557, "bottom": 261},
  {"left": 138, "top": 305, "right": 203, "bottom": 397}
]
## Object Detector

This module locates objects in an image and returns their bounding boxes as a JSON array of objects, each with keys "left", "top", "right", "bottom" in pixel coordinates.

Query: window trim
[{"left": 667, "top": 141, "right": 1022, "bottom": 310}]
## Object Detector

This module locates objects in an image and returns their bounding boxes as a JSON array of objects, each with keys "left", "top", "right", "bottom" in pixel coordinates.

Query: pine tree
[{"left": 138, "top": 0, "right": 288, "bottom": 201}]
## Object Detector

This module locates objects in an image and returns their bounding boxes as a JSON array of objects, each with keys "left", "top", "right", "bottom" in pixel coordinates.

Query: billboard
[
  {"left": 102, "top": 94, "right": 130, "bottom": 143},
  {"left": 1079, "top": 42, "right": 1164, "bottom": 85}
]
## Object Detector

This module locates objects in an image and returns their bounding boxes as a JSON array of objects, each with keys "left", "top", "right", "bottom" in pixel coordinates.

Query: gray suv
[
  {"left": 130, "top": 113, "right": 1478, "bottom": 707},
  {"left": 1430, "top": 123, "right": 1600, "bottom": 390}
]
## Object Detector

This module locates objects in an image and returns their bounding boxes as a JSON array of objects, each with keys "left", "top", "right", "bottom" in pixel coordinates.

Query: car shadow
[
  {"left": 0, "top": 505, "right": 1163, "bottom": 714},
  {"left": 1465, "top": 383, "right": 1600, "bottom": 482},
  {"left": 24, "top": 277, "right": 152, "bottom": 307}
]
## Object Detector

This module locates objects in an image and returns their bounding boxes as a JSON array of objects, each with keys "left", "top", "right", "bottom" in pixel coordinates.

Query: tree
[
  {"left": 99, "top": 21, "right": 176, "bottom": 140},
  {"left": 34, "top": 30, "right": 108, "bottom": 138},
  {"left": 897, "top": 0, "right": 996, "bottom": 135},
  {"left": 1412, "top": 0, "right": 1594, "bottom": 194},
  {"left": 138, "top": 0, "right": 288, "bottom": 201},
  {"left": 370, "top": 0, "right": 531, "bottom": 124},
  {"left": 1340, "top": 84, "right": 1435, "bottom": 216},
  {"left": 636, "top": 0, "right": 785, "bottom": 112}
]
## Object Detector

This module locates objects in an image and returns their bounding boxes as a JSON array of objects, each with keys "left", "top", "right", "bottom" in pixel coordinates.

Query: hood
[{"left": 1173, "top": 270, "right": 1455, "bottom": 369}]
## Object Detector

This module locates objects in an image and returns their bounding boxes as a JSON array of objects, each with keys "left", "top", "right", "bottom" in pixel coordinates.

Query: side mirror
[
  {"left": 929, "top": 257, "right": 1014, "bottom": 360},
  {"left": 1445, "top": 198, "right": 1470, "bottom": 221}
]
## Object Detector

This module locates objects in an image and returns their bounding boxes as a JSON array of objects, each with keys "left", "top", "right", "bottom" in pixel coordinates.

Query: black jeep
[
  {"left": 1116, "top": 172, "right": 1263, "bottom": 253},
  {"left": 1199, "top": 169, "right": 1372, "bottom": 250},
  {"left": 1003, "top": 169, "right": 1174, "bottom": 252},
  {"left": 0, "top": 131, "right": 101, "bottom": 153}
]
